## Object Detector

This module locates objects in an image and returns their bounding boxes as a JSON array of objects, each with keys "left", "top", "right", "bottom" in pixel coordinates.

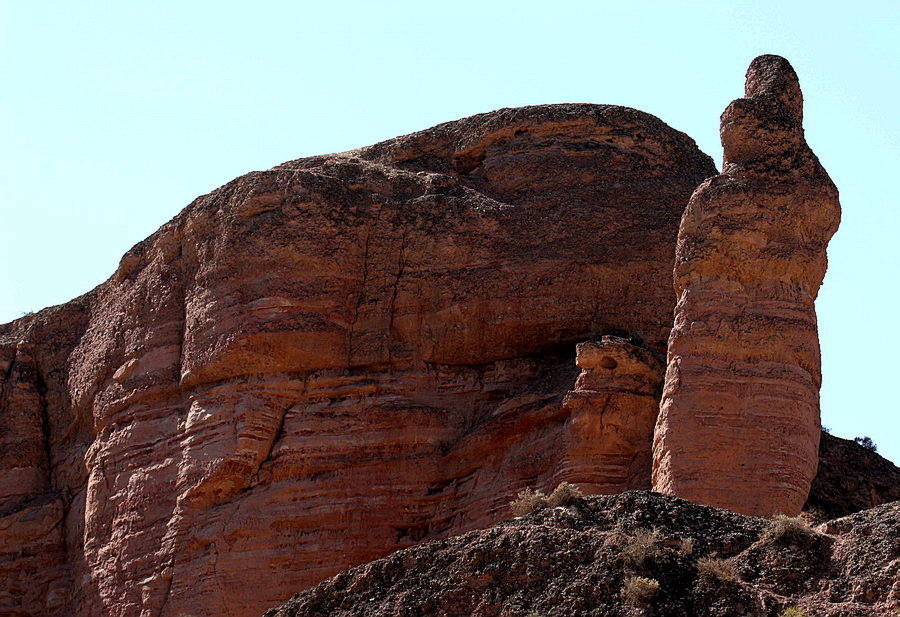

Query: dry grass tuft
[
  {"left": 779, "top": 607, "right": 810, "bottom": 617},
  {"left": 510, "top": 482, "right": 583, "bottom": 517},
  {"left": 765, "top": 514, "right": 816, "bottom": 543},
  {"left": 680, "top": 537, "right": 694, "bottom": 556},
  {"left": 621, "top": 528, "right": 661, "bottom": 567},
  {"left": 697, "top": 556, "right": 738, "bottom": 582},
  {"left": 510, "top": 488, "right": 550, "bottom": 517},
  {"left": 621, "top": 576, "right": 659, "bottom": 605},
  {"left": 547, "top": 481, "right": 583, "bottom": 507}
]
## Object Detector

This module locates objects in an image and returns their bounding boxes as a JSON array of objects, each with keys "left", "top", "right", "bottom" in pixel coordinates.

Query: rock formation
[
  {"left": 652, "top": 56, "right": 841, "bottom": 517},
  {"left": 265, "top": 492, "right": 900, "bottom": 617},
  {"left": 561, "top": 337, "right": 663, "bottom": 492},
  {"left": 0, "top": 104, "right": 715, "bottom": 617}
]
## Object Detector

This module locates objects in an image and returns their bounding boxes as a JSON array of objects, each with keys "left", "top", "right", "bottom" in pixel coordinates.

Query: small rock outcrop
[
  {"left": 265, "top": 492, "right": 900, "bottom": 617},
  {"left": 561, "top": 337, "right": 663, "bottom": 492},
  {"left": 652, "top": 56, "right": 842, "bottom": 517}
]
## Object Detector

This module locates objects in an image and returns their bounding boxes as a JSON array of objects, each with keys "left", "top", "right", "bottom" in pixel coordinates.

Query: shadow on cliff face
[{"left": 804, "top": 432, "right": 900, "bottom": 520}]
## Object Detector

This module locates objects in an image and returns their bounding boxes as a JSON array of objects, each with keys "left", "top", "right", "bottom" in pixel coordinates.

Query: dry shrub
[
  {"left": 697, "top": 556, "right": 738, "bottom": 582},
  {"left": 680, "top": 537, "right": 695, "bottom": 556},
  {"left": 621, "top": 528, "right": 661, "bottom": 567},
  {"left": 779, "top": 607, "right": 810, "bottom": 617},
  {"left": 547, "top": 481, "right": 583, "bottom": 507},
  {"left": 621, "top": 576, "right": 659, "bottom": 605},
  {"left": 510, "top": 488, "right": 549, "bottom": 517},
  {"left": 765, "top": 514, "right": 816, "bottom": 543},
  {"left": 510, "top": 482, "right": 583, "bottom": 517}
]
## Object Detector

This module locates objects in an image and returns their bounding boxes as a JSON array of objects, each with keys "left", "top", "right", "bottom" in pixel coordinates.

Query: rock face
[
  {"left": 265, "top": 491, "right": 900, "bottom": 617},
  {"left": 0, "top": 104, "right": 716, "bottom": 617},
  {"left": 652, "top": 56, "right": 842, "bottom": 517}
]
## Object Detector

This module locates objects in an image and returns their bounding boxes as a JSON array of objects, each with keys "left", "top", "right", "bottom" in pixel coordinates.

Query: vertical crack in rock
[
  {"left": 346, "top": 232, "right": 371, "bottom": 367},
  {"left": 652, "top": 55, "right": 841, "bottom": 517}
]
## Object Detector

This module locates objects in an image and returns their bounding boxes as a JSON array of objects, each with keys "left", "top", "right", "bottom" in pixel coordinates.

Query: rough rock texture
[
  {"left": 265, "top": 491, "right": 900, "bottom": 617},
  {"left": 805, "top": 432, "right": 900, "bottom": 520},
  {"left": 561, "top": 337, "right": 663, "bottom": 492},
  {"left": 0, "top": 104, "right": 716, "bottom": 617},
  {"left": 652, "top": 56, "right": 842, "bottom": 517}
]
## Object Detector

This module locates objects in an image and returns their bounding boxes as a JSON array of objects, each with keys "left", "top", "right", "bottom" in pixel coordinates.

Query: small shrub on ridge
[
  {"left": 621, "top": 576, "right": 659, "bottom": 604},
  {"left": 765, "top": 514, "right": 816, "bottom": 544},
  {"left": 697, "top": 556, "right": 738, "bottom": 582},
  {"left": 510, "top": 482, "right": 583, "bottom": 517},
  {"left": 547, "top": 481, "right": 583, "bottom": 507},
  {"left": 510, "top": 488, "right": 550, "bottom": 517}
]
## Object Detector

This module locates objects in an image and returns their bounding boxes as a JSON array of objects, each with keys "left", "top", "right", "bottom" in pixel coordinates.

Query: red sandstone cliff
[
  {"left": 0, "top": 104, "right": 716, "bottom": 617},
  {"left": 652, "top": 56, "right": 842, "bottom": 517}
]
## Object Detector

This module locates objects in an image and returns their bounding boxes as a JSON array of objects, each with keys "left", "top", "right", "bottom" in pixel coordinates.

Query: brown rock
[
  {"left": 561, "top": 336, "right": 663, "bottom": 492},
  {"left": 0, "top": 104, "right": 714, "bottom": 617},
  {"left": 805, "top": 432, "right": 900, "bottom": 520},
  {"left": 651, "top": 56, "right": 842, "bottom": 517}
]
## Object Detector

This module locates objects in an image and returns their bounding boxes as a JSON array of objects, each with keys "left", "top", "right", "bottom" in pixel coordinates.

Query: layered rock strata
[
  {"left": 0, "top": 104, "right": 715, "bottom": 617},
  {"left": 652, "top": 56, "right": 842, "bottom": 517}
]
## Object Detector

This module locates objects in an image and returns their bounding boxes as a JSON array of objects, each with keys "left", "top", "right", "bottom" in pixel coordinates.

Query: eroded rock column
[
  {"left": 562, "top": 336, "right": 663, "bottom": 492},
  {"left": 652, "top": 55, "right": 841, "bottom": 517}
]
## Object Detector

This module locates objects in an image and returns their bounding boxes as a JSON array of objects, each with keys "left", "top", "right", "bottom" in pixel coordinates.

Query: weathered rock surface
[
  {"left": 265, "top": 491, "right": 900, "bottom": 617},
  {"left": 652, "top": 56, "right": 842, "bottom": 517},
  {"left": 561, "top": 337, "right": 663, "bottom": 492},
  {"left": 0, "top": 104, "right": 716, "bottom": 617}
]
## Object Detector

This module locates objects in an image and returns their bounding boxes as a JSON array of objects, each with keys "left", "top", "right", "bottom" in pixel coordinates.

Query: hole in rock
[{"left": 600, "top": 357, "right": 618, "bottom": 370}]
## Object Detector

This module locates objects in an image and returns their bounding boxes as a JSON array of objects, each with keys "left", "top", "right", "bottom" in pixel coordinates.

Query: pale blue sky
[{"left": 1, "top": 2, "right": 897, "bottom": 463}]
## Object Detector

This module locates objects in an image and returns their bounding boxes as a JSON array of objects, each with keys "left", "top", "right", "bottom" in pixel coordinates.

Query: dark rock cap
[{"left": 745, "top": 54, "right": 804, "bottom": 123}]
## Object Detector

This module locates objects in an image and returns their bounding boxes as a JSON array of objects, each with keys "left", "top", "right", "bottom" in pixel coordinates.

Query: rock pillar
[{"left": 651, "top": 55, "right": 841, "bottom": 517}]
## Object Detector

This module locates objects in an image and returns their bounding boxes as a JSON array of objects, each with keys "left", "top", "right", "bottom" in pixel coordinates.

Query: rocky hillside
[
  {"left": 805, "top": 432, "right": 900, "bottom": 519},
  {"left": 265, "top": 491, "right": 900, "bottom": 617}
]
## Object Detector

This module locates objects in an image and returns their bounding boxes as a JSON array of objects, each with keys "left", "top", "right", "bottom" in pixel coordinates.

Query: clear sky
[{"left": 1, "top": 1, "right": 897, "bottom": 464}]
